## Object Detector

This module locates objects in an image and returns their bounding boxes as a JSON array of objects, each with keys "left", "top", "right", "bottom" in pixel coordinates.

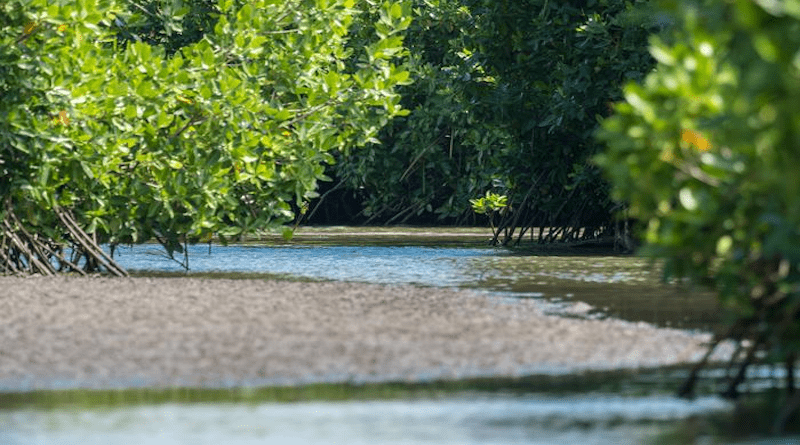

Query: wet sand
[{"left": 0, "top": 276, "right": 718, "bottom": 391}]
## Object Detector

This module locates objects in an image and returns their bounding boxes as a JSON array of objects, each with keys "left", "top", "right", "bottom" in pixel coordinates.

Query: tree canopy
[
  {"left": 597, "top": 0, "right": 800, "bottom": 431},
  {"left": 311, "top": 0, "right": 657, "bottom": 247},
  {"left": 1, "top": 0, "right": 411, "bottom": 273}
]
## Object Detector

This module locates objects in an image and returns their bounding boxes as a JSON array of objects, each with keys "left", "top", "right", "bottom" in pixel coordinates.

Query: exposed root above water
[
  {"left": 0, "top": 200, "right": 127, "bottom": 277},
  {"left": 677, "top": 260, "right": 800, "bottom": 435}
]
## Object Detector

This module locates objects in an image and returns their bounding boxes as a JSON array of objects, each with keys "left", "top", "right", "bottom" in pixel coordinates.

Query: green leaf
[
  {"left": 47, "top": 4, "right": 60, "bottom": 18},
  {"left": 124, "top": 105, "right": 138, "bottom": 119},
  {"left": 80, "top": 161, "right": 94, "bottom": 179},
  {"left": 390, "top": 3, "right": 403, "bottom": 19},
  {"left": 325, "top": 71, "right": 339, "bottom": 91},
  {"left": 218, "top": 226, "right": 243, "bottom": 237},
  {"left": 157, "top": 112, "right": 171, "bottom": 128},
  {"left": 202, "top": 46, "right": 214, "bottom": 68},
  {"left": 391, "top": 70, "right": 410, "bottom": 84}
]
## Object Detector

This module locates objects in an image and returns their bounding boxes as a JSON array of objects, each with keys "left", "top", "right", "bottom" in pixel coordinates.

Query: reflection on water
[
  {"left": 6, "top": 241, "right": 737, "bottom": 444},
  {"left": 1, "top": 395, "right": 731, "bottom": 445},
  {"left": 467, "top": 255, "right": 721, "bottom": 331},
  {"left": 111, "top": 244, "right": 720, "bottom": 330},
  {"left": 113, "top": 244, "right": 497, "bottom": 287}
]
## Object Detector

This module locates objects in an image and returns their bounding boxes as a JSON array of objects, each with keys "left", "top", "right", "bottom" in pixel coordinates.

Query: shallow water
[
  {"left": 111, "top": 243, "right": 720, "bottom": 330},
  {"left": 114, "top": 244, "right": 496, "bottom": 287},
  {"left": 1, "top": 368, "right": 738, "bottom": 445},
  {"left": 3, "top": 235, "right": 744, "bottom": 444},
  {"left": 1, "top": 394, "right": 731, "bottom": 445}
]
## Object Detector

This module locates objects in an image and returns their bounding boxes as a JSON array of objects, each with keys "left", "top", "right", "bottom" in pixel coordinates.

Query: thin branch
[
  {"left": 399, "top": 141, "right": 438, "bottom": 183},
  {"left": 774, "top": 383, "right": 800, "bottom": 434},
  {"left": 722, "top": 328, "right": 769, "bottom": 399},
  {"left": 2, "top": 219, "right": 53, "bottom": 275},
  {"left": 168, "top": 114, "right": 207, "bottom": 143},
  {"left": 54, "top": 207, "right": 128, "bottom": 276},
  {"left": 678, "top": 318, "right": 751, "bottom": 398},
  {"left": 306, "top": 181, "right": 345, "bottom": 222},
  {"left": 674, "top": 160, "right": 721, "bottom": 187},
  {"left": 282, "top": 98, "right": 338, "bottom": 127},
  {"left": 6, "top": 208, "right": 56, "bottom": 274},
  {"left": 260, "top": 29, "right": 301, "bottom": 35},
  {"left": 37, "top": 239, "right": 86, "bottom": 276},
  {"left": 503, "top": 171, "right": 546, "bottom": 245},
  {"left": 127, "top": 1, "right": 160, "bottom": 19}
]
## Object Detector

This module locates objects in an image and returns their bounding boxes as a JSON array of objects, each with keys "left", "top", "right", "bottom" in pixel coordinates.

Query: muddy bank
[{"left": 0, "top": 276, "right": 720, "bottom": 391}]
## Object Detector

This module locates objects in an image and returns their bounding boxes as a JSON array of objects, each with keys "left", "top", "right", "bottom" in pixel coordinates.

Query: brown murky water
[{"left": 466, "top": 254, "right": 721, "bottom": 331}]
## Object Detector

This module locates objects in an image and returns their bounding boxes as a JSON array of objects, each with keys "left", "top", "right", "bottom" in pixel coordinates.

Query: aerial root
[
  {"left": 677, "top": 289, "right": 800, "bottom": 434},
  {"left": 1, "top": 201, "right": 127, "bottom": 277}
]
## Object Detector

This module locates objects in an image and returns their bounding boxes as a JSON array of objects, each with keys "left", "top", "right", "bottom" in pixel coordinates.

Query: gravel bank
[{"left": 0, "top": 276, "right": 716, "bottom": 391}]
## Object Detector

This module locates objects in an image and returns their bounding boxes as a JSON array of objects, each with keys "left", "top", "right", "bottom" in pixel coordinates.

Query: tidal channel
[{"left": 0, "top": 231, "right": 784, "bottom": 444}]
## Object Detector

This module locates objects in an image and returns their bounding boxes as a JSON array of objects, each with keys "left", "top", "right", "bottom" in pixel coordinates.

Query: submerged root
[{"left": 677, "top": 283, "right": 800, "bottom": 435}]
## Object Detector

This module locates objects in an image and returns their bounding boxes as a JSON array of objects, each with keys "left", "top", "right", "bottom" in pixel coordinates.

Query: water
[
  {"left": 1, "top": 237, "right": 756, "bottom": 444},
  {"left": 1, "top": 395, "right": 732, "bottom": 445},
  {"left": 112, "top": 244, "right": 497, "bottom": 287},
  {"left": 110, "top": 243, "right": 720, "bottom": 330}
]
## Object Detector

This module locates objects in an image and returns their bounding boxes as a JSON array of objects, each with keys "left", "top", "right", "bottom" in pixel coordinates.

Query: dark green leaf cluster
[
  {"left": 316, "top": 0, "right": 655, "bottom": 241},
  {"left": 597, "top": 0, "right": 800, "bottom": 426},
  {"left": 114, "top": 0, "right": 220, "bottom": 56}
]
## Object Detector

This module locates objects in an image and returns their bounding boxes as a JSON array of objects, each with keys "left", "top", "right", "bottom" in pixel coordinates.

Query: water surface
[
  {"left": 113, "top": 244, "right": 496, "bottom": 287},
  {"left": 3, "top": 236, "right": 739, "bottom": 444},
  {"left": 111, "top": 243, "right": 719, "bottom": 330},
  {"left": 1, "top": 394, "right": 731, "bottom": 445}
]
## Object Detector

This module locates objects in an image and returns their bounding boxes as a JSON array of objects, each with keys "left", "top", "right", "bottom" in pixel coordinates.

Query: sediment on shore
[{"left": 1, "top": 276, "right": 718, "bottom": 390}]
